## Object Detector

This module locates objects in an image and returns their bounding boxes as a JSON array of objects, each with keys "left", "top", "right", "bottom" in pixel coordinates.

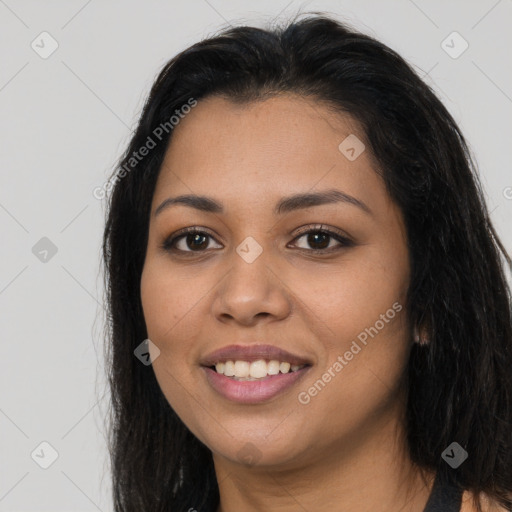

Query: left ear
[{"left": 413, "top": 324, "right": 430, "bottom": 345}]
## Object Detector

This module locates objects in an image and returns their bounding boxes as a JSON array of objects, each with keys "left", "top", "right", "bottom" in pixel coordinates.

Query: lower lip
[{"left": 202, "top": 366, "right": 311, "bottom": 404}]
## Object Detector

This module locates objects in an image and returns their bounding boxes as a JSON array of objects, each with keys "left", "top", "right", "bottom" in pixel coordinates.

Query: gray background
[{"left": 1, "top": 0, "right": 511, "bottom": 510}]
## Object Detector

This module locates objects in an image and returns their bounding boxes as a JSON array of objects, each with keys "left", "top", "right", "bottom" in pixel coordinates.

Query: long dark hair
[{"left": 101, "top": 13, "right": 512, "bottom": 512}]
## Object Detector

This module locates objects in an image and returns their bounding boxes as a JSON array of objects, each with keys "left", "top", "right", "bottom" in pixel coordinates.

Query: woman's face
[{"left": 140, "top": 94, "right": 411, "bottom": 469}]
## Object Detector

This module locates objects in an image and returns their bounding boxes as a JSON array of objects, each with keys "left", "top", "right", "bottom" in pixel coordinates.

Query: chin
[{"left": 205, "top": 428, "right": 311, "bottom": 469}]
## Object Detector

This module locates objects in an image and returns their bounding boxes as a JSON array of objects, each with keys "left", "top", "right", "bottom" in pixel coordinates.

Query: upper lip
[{"left": 200, "top": 344, "right": 313, "bottom": 367}]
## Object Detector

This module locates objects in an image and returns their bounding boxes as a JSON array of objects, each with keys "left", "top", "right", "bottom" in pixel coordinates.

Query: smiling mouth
[{"left": 207, "top": 359, "right": 310, "bottom": 381}]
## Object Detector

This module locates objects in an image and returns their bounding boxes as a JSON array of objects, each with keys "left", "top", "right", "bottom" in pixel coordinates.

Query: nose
[{"left": 211, "top": 245, "right": 292, "bottom": 327}]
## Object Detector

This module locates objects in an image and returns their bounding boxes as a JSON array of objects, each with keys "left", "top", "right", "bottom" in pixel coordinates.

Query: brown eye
[
  {"left": 162, "top": 228, "right": 222, "bottom": 254},
  {"left": 301, "top": 232, "right": 331, "bottom": 250},
  {"left": 181, "top": 233, "right": 209, "bottom": 251},
  {"left": 290, "top": 226, "right": 354, "bottom": 253}
]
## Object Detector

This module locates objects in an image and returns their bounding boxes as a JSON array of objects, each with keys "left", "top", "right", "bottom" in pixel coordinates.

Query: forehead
[{"left": 153, "top": 94, "right": 387, "bottom": 214}]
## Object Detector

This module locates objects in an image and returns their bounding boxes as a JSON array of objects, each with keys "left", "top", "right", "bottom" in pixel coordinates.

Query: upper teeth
[{"left": 215, "top": 360, "right": 305, "bottom": 379}]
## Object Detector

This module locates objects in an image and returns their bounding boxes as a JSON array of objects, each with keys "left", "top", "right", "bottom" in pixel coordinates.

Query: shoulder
[{"left": 460, "top": 490, "right": 511, "bottom": 512}]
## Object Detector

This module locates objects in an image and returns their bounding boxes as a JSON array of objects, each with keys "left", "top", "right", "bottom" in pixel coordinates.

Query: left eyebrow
[
  {"left": 274, "top": 189, "right": 372, "bottom": 216},
  {"left": 154, "top": 188, "right": 372, "bottom": 218}
]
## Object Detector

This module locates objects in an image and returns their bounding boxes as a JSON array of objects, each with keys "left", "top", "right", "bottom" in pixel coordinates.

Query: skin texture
[{"left": 140, "top": 94, "right": 500, "bottom": 511}]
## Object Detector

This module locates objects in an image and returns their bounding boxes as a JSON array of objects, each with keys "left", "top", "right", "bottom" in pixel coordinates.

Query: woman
[{"left": 102, "top": 13, "right": 512, "bottom": 512}]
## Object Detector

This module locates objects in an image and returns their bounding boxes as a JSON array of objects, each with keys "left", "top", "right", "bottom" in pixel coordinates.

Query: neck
[{"left": 213, "top": 403, "right": 435, "bottom": 512}]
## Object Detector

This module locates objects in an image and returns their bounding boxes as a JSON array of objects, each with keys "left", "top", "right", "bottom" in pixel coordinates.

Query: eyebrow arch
[{"left": 154, "top": 188, "right": 372, "bottom": 217}]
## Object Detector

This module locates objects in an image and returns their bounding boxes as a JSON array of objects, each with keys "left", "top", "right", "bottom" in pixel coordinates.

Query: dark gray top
[{"left": 422, "top": 474, "right": 463, "bottom": 512}]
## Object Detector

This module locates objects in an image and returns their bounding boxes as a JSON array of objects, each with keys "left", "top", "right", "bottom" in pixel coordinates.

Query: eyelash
[{"left": 160, "top": 224, "right": 354, "bottom": 256}]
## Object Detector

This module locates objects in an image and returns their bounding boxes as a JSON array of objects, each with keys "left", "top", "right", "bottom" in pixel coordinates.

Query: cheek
[
  {"left": 291, "top": 246, "right": 410, "bottom": 412},
  {"left": 291, "top": 252, "right": 409, "bottom": 348},
  {"left": 139, "top": 263, "right": 199, "bottom": 414},
  {"left": 140, "top": 261, "right": 206, "bottom": 348},
  {"left": 294, "top": 274, "right": 409, "bottom": 443},
  {"left": 140, "top": 263, "right": 208, "bottom": 431}
]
